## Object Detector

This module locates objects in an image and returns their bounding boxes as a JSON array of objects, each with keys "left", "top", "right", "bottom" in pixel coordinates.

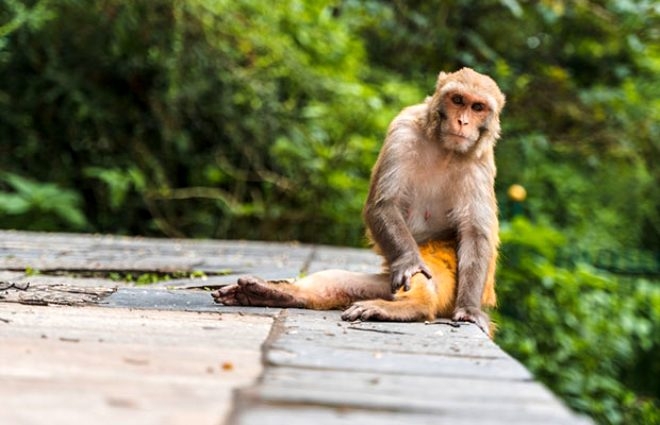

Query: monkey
[{"left": 212, "top": 68, "right": 505, "bottom": 336}]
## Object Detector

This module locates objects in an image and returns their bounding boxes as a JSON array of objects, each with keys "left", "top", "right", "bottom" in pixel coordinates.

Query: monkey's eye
[
  {"left": 472, "top": 103, "right": 485, "bottom": 112},
  {"left": 451, "top": 95, "right": 463, "bottom": 105}
]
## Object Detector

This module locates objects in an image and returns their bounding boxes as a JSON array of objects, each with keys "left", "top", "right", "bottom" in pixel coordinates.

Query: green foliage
[
  {"left": 24, "top": 267, "right": 40, "bottom": 277},
  {"left": 346, "top": 0, "right": 660, "bottom": 251},
  {"left": 1, "top": 0, "right": 419, "bottom": 244},
  {"left": 1, "top": 0, "right": 658, "bottom": 251},
  {"left": 84, "top": 167, "right": 146, "bottom": 210},
  {"left": 0, "top": 172, "right": 88, "bottom": 231},
  {"left": 496, "top": 218, "right": 660, "bottom": 424},
  {"left": 108, "top": 270, "right": 208, "bottom": 286},
  {"left": 1, "top": 3, "right": 659, "bottom": 421},
  {"left": 0, "top": 0, "right": 53, "bottom": 40}
]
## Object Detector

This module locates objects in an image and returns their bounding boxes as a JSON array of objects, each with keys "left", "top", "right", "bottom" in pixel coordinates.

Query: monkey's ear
[{"left": 435, "top": 71, "right": 449, "bottom": 90}]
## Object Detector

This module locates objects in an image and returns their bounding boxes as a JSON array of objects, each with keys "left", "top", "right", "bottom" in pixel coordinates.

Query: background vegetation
[{"left": 1, "top": 0, "right": 658, "bottom": 423}]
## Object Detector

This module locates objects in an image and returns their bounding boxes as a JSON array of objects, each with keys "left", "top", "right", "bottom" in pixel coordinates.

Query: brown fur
[{"left": 213, "top": 68, "right": 505, "bottom": 336}]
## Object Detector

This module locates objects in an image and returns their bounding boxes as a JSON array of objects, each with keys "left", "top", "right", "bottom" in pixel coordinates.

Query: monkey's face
[
  {"left": 438, "top": 91, "right": 492, "bottom": 153},
  {"left": 430, "top": 68, "right": 505, "bottom": 155}
]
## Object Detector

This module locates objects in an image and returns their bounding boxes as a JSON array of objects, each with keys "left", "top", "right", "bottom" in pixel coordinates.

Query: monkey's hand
[{"left": 390, "top": 253, "right": 432, "bottom": 292}]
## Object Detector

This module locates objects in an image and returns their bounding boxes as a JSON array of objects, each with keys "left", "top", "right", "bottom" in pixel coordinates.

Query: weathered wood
[
  {"left": 231, "top": 404, "right": 582, "bottom": 425},
  {"left": 0, "top": 304, "right": 272, "bottom": 425},
  {"left": 0, "top": 270, "right": 118, "bottom": 306},
  {"left": 0, "top": 230, "right": 591, "bottom": 424},
  {"left": 101, "top": 287, "right": 280, "bottom": 317},
  {"left": 0, "top": 230, "right": 316, "bottom": 276},
  {"left": 0, "top": 283, "right": 115, "bottom": 306},
  {"left": 228, "top": 310, "right": 591, "bottom": 425},
  {"left": 0, "top": 230, "right": 381, "bottom": 288}
]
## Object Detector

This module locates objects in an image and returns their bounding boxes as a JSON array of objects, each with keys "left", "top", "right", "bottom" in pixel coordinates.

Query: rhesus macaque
[{"left": 213, "top": 68, "right": 505, "bottom": 336}]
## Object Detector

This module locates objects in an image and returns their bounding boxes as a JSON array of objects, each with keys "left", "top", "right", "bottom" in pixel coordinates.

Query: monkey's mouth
[{"left": 446, "top": 133, "right": 472, "bottom": 141}]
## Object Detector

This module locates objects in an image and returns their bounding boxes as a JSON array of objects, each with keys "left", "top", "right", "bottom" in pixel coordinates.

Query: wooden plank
[
  {"left": 232, "top": 404, "right": 587, "bottom": 425},
  {"left": 0, "top": 230, "right": 314, "bottom": 275},
  {"left": 250, "top": 368, "right": 577, "bottom": 422},
  {"left": 0, "top": 304, "right": 272, "bottom": 425},
  {"left": 304, "top": 245, "right": 382, "bottom": 274},
  {"left": 228, "top": 310, "right": 591, "bottom": 425},
  {"left": 0, "top": 231, "right": 592, "bottom": 424}
]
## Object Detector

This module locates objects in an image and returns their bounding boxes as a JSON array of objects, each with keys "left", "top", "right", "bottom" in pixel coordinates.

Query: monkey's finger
[
  {"left": 211, "top": 285, "right": 234, "bottom": 299},
  {"left": 402, "top": 279, "right": 411, "bottom": 292},
  {"left": 418, "top": 264, "right": 433, "bottom": 280},
  {"left": 341, "top": 304, "right": 364, "bottom": 321},
  {"left": 400, "top": 270, "right": 414, "bottom": 292},
  {"left": 211, "top": 286, "right": 240, "bottom": 305},
  {"left": 390, "top": 272, "right": 405, "bottom": 292}
]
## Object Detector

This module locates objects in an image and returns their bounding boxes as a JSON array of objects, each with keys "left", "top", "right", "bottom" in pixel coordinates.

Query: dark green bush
[
  {"left": 496, "top": 218, "right": 660, "bottom": 424},
  {"left": 1, "top": 2, "right": 659, "bottom": 422},
  {"left": 1, "top": 0, "right": 658, "bottom": 252},
  {"left": 0, "top": 0, "right": 421, "bottom": 244}
]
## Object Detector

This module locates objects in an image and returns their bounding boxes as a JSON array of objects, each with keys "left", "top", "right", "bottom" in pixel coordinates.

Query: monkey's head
[{"left": 427, "top": 68, "right": 506, "bottom": 156}]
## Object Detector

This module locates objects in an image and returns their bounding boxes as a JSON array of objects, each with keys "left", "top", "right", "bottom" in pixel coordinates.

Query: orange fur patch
[{"left": 400, "top": 239, "right": 496, "bottom": 318}]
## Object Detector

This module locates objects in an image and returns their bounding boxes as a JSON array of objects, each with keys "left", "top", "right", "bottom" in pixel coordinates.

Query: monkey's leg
[
  {"left": 419, "top": 240, "right": 458, "bottom": 318},
  {"left": 341, "top": 273, "right": 438, "bottom": 321},
  {"left": 341, "top": 240, "right": 458, "bottom": 322},
  {"left": 212, "top": 276, "right": 304, "bottom": 308},
  {"left": 212, "top": 270, "right": 392, "bottom": 310}
]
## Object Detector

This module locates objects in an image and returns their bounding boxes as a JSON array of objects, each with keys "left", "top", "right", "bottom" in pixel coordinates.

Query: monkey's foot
[
  {"left": 452, "top": 307, "right": 490, "bottom": 336},
  {"left": 211, "top": 276, "right": 304, "bottom": 308},
  {"left": 341, "top": 300, "right": 428, "bottom": 322}
]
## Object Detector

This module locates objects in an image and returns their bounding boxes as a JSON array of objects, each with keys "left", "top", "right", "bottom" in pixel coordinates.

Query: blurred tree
[
  {"left": 342, "top": 0, "right": 660, "bottom": 251},
  {"left": 1, "top": 1, "right": 659, "bottom": 422},
  {"left": 497, "top": 218, "right": 660, "bottom": 424},
  {"left": 1, "top": 0, "right": 657, "bottom": 250},
  {"left": 0, "top": 0, "right": 420, "bottom": 244}
]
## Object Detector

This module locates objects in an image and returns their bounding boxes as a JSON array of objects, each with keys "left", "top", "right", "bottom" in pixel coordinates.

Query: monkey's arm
[
  {"left": 363, "top": 152, "right": 432, "bottom": 292},
  {"left": 364, "top": 200, "right": 432, "bottom": 292}
]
